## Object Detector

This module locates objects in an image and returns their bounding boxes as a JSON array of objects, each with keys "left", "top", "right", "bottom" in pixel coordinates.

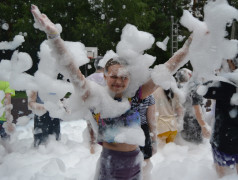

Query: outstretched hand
[{"left": 31, "top": 4, "right": 59, "bottom": 36}]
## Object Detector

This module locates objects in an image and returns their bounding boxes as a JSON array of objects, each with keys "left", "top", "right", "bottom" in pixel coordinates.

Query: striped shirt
[
  {"left": 92, "top": 88, "right": 142, "bottom": 144},
  {"left": 139, "top": 94, "right": 155, "bottom": 125}
]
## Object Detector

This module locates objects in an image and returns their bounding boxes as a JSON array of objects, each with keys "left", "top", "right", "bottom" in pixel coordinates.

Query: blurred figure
[
  {"left": 153, "top": 87, "right": 183, "bottom": 145},
  {"left": 0, "top": 80, "right": 15, "bottom": 140},
  {"left": 176, "top": 68, "right": 210, "bottom": 144},
  {"left": 138, "top": 94, "right": 157, "bottom": 180},
  {"left": 86, "top": 56, "right": 105, "bottom": 86},
  {"left": 86, "top": 56, "right": 104, "bottom": 154},
  {"left": 203, "top": 59, "right": 238, "bottom": 178},
  {"left": 28, "top": 91, "right": 61, "bottom": 147}
]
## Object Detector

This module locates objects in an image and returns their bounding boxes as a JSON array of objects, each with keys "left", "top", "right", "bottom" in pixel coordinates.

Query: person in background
[
  {"left": 86, "top": 56, "right": 105, "bottom": 154},
  {"left": 203, "top": 59, "right": 238, "bottom": 178},
  {"left": 138, "top": 94, "right": 157, "bottom": 179},
  {"left": 153, "top": 87, "right": 183, "bottom": 145},
  {"left": 28, "top": 91, "right": 61, "bottom": 147},
  {"left": 0, "top": 80, "right": 15, "bottom": 140},
  {"left": 87, "top": 56, "right": 106, "bottom": 86},
  {"left": 176, "top": 68, "right": 210, "bottom": 144}
]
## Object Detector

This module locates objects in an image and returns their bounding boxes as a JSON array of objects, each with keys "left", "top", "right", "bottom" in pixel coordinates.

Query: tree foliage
[{"left": 0, "top": 0, "right": 237, "bottom": 74}]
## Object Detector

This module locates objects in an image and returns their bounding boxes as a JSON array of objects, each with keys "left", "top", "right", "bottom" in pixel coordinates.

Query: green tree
[{"left": 0, "top": 0, "right": 193, "bottom": 74}]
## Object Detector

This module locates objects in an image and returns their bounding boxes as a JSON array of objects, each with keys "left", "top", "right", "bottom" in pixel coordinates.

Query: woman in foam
[
  {"left": 203, "top": 59, "right": 238, "bottom": 178},
  {"left": 31, "top": 5, "right": 192, "bottom": 180}
]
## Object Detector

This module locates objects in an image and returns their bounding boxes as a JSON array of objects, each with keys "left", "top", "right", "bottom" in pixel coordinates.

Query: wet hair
[
  {"left": 94, "top": 56, "right": 103, "bottom": 70},
  {"left": 104, "top": 57, "right": 128, "bottom": 74}
]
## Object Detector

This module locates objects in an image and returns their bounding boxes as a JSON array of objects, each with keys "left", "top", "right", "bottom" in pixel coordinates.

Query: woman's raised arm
[
  {"left": 141, "top": 36, "right": 192, "bottom": 99},
  {"left": 31, "top": 5, "right": 89, "bottom": 99},
  {"left": 164, "top": 36, "right": 192, "bottom": 74}
]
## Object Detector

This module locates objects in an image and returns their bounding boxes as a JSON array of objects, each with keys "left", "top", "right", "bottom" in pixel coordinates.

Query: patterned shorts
[{"left": 212, "top": 145, "right": 238, "bottom": 168}]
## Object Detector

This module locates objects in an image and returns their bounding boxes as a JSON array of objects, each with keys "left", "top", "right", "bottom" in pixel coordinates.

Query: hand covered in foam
[
  {"left": 151, "top": 64, "right": 177, "bottom": 90},
  {"left": 31, "top": 4, "right": 62, "bottom": 38}
]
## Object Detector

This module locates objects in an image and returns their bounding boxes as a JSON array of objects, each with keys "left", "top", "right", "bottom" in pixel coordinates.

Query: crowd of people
[{"left": 0, "top": 4, "right": 237, "bottom": 180}]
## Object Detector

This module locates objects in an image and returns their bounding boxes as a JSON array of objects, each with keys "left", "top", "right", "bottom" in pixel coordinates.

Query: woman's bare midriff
[{"left": 103, "top": 142, "right": 138, "bottom": 152}]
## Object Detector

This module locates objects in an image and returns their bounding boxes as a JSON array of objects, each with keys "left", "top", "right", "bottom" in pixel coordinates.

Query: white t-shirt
[{"left": 86, "top": 72, "right": 106, "bottom": 86}]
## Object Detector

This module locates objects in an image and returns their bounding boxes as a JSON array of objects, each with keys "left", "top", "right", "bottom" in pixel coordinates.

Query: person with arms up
[{"left": 31, "top": 5, "right": 192, "bottom": 179}]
